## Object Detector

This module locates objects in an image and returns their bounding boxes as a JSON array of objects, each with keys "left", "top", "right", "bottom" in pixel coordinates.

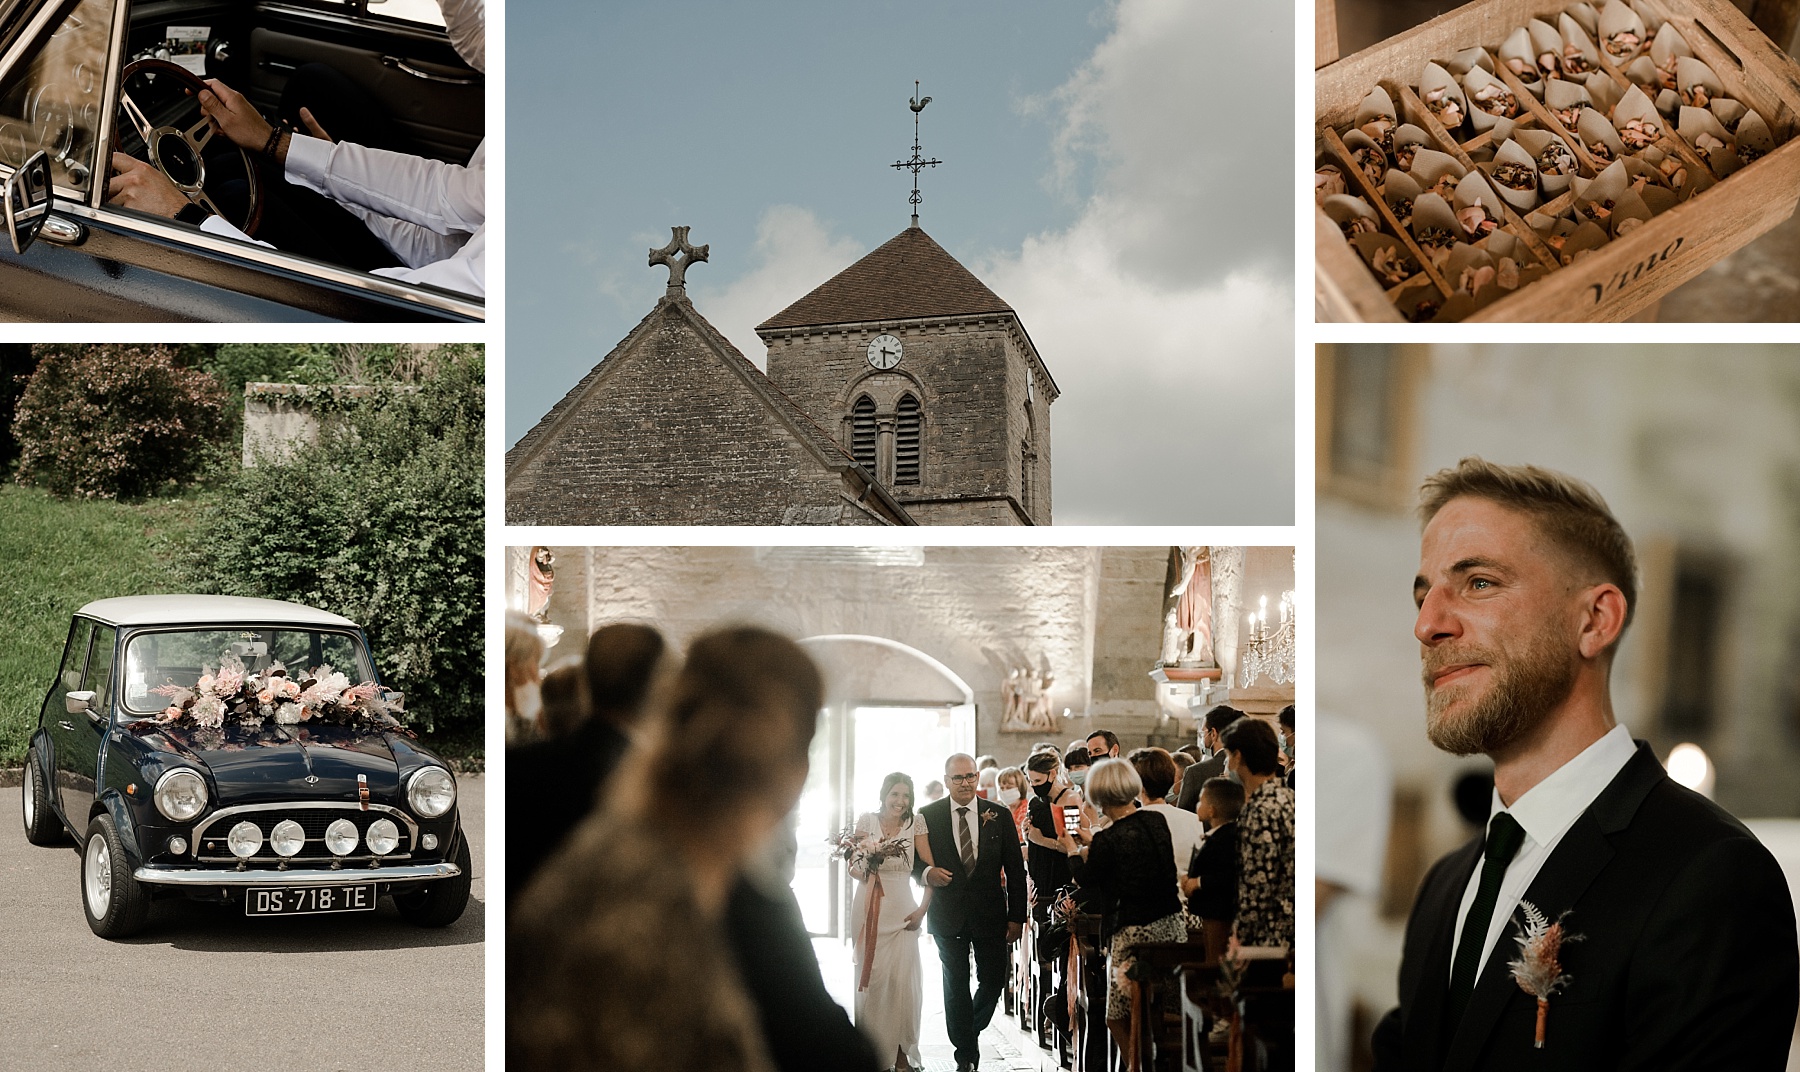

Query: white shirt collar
[{"left": 1491, "top": 723, "right": 1637, "bottom": 848}]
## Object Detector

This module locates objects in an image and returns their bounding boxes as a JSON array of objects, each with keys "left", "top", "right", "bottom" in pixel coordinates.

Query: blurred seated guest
[
  {"left": 511, "top": 627, "right": 840, "bottom": 1072},
  {"left": 1180, "top": 777, "right": 1244, "bottom": 962},
  {"left": 1176, "top": 705, "right": 1246, "bottom": 812},
  {"left": 1131, "top": 747, "right": 1203, "bottom": 875},
  {"left": 1058, "top": 757, "right": 1185, "bottom": 1053},
  {"left": 995, "top": 766, "right": 1029, "bottom": 832},
  {"left": 1176, "top": 743, "right": 1203, "bottom": 764},
  {"left": 976, "top": 754, "right": 1000, "bottom": 771},
  {"left": 923, "top": 780, "right": 946, "bottom": 804},
  {"left": 978, "top": 765, "right": 1001, "bottom": 800},
  {"left": 504, "top": 610, "right": 544, "bottom": 745},
  {"left": 506, "top": 622, "right": 665, "bottom": 901},
  {"left": 1223, "top": 718, "right": 1295, "bottom": 950},
  {"left": 536, "top": 657, "right": 592, "bottom": 740}
]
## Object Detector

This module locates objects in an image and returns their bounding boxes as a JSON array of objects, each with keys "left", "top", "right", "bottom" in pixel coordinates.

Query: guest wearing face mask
[
  {"left": 505, "top": 610, "right": 545, "bottom": 744},
  {"left": 1176, "top": 706, "right": 1247, "bottom": 813},
  {"left": 996, "top": 766, "right": 1029, "bottom": 833},
  {"left": 1062, "top": 746, "right": 1092, "bottom": 789}
]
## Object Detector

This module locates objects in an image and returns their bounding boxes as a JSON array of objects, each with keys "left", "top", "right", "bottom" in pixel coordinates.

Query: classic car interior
[{"left": 0, "top": 0, "right": 483, "bottom": 316}]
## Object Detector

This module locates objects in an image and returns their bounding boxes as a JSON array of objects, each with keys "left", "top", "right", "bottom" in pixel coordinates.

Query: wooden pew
[{"left": 1126, "top": 941, "right": 1215, "bottom": 1072}]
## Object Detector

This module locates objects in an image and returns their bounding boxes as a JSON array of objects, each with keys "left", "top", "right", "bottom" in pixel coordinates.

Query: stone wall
[
  {"left": 763, "top": 315, "right": 1051, "bottom": 525},
  {"left": 241, "top": 382, "right": 389, "bottom": 466},
  {"left": 505, "top": 305, "right": 883, "bottom": 525}
]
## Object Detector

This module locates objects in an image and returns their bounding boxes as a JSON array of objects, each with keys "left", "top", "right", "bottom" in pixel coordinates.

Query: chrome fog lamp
[
  {"left": 406, "top": 766, "right": 456, "bottom": 818},
  {"left": 366, "top": 818, "right": 400, "bottom": 856},
  {"left": 168, "top": 836, "right": 188, "bottom": 856},
  {"left": 154, "top": 769, "right": 208, "bottom": 821},
  {"left": 227, "top": 821, "right": 262, "bottom": 859},
  {"left": 421, "top": 833, "right": 439, "bottom": 851},
  {"left": 270, "top": 819, "right": 306, "bottom": 858},
  {"left": 325, "top": 818, "right": 359, "bottom": 856}
]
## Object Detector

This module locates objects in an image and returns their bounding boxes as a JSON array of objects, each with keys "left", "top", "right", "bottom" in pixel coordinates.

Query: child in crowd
[{"left": 1181, "top": 777, "right": 1244, "bottom": 964}]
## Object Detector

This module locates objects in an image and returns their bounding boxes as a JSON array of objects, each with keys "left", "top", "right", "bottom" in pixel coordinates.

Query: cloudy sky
[{"left": 507, "top": 0, "right": 1294, "bottom": 525}]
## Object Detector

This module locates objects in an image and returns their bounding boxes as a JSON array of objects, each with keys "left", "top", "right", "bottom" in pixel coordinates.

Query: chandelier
[{"left": 1241, "top": 591, "right": 1295, "bottom": 686}]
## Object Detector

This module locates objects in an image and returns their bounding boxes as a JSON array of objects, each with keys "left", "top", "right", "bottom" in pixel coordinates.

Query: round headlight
[
  {"left": 325, "top": 818, "right": 359, "bottom": 856},
  {"left": 227, "top": 821, "right": 262, "bottom": 859},
  {"left": 154, "top": 769, "right": 207, "bottom": 822},
  {"left": 366, "top": 817, "right": 400, "bottom": 856},
  {"left": 270, "top": 819, "right": 306, "bottom": 858},
  {"left": 407, "top": 766, "right": 456, "bottom": 818}
]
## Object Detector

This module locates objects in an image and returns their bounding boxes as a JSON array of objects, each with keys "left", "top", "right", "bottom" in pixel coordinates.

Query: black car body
[
  {"left": 0, "top": 0, "right": 484, "bottom": 321},
  {"left": 21, "top": 594, "right": 472, "bottom": 938}
]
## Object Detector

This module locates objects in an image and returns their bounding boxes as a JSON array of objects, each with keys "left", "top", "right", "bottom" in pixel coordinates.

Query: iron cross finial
[
  {"left": 891, "top": 80, "right": 942, "bottom": 228},
  {"left": 649, "top": 226, "right": 709, "bottom": 295}
]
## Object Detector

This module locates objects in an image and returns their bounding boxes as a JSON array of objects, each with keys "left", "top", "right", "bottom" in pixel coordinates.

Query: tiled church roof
[{"left": 757, "top": 225, "right": 1013, "bottom": 331}]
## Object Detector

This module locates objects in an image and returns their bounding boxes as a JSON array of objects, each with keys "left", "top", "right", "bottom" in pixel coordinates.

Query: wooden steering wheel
[{"left": 115, "top": 58, "right": 262, "bottom": 235}]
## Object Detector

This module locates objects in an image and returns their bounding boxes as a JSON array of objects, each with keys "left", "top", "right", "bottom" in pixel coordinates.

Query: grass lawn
[
  {"left": 0, "top": 484, "right": 484, "bottom": 770},
  {"left": 0, "top": 484, "right": 199, "bottom": 767}
]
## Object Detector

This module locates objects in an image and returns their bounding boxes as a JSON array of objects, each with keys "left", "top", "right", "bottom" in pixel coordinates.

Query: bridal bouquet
[
  {"left": 827, "top": 826, "right": 913, "bottom": 874},
  {"left": 137, "top": 652, "right": 400, "bottom": 733}
]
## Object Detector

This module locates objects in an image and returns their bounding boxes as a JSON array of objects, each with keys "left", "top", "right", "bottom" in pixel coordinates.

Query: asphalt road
[{"left": 0, "top": 775, "right": 485, "bottom": 1071}]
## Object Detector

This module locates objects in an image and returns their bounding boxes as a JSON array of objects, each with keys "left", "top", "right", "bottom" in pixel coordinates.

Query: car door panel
[
  {"left": 0, "top": 209, "right": 478, "bottom": 319},
  {"left": 48, "top": 620, "right": 95, "bottom": 825}
]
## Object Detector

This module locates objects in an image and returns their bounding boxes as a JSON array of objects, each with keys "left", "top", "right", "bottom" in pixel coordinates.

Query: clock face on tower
[{"left": 866, "top": 334, "right": 902, "bottom": 370}]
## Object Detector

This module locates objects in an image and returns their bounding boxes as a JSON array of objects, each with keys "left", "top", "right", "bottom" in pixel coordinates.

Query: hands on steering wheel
[{"left": 108, "top": 60, "right": 262, "bottom": 232}]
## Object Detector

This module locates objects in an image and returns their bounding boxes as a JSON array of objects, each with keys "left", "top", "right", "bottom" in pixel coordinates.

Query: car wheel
[
  {"left": 395, "top": 831, "right": 472, "bottom": 928},
  {"left": 81, "top": 814, "right": 150, "bottom": 939},
  {"left": 21, "top": 747, "right": 64, "bottom": 846}
]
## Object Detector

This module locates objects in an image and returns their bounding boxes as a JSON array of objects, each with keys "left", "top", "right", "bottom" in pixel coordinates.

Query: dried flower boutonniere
[
  {"left": 1507, "top": 900, "right": 1582, "bottom": 1048},
  {"left": 979, "top": 808, "right": 998, "bottom": 828}
]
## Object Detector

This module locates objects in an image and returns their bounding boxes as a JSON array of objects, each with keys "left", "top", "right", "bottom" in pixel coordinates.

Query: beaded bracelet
[{"left": 261, "top": 121, "right": 286, "bottom": 161}]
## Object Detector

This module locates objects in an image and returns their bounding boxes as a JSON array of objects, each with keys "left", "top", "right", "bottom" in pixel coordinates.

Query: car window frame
[
  {"left": 0, "top": 0, "right": 129, "bottom": 202},
  {"left": 117, "top": 623, "right": 379, "bottom": 717}
]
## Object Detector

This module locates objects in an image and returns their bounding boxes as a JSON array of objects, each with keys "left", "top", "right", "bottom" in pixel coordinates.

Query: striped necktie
[{"left": 956, "top": 805, "right": 976, "bottom": 872}]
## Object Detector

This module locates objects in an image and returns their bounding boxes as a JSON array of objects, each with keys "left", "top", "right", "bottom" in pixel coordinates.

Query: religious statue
[
  {"left": 1158, "top": 546, "right": 1214, "bottom": 667},
  {"left": 992, "top": 650, "right": 1060, "bottom": 733},
  {"left": 527, "top": 546, "right": 555, "bottom": 622},
  {"left": 1209, "top": 546, "right": 1244, "bottom": 688}
]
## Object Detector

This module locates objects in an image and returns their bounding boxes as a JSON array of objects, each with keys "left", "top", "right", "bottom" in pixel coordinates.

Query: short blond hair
[{"left": 1084, "top": 757, "right": 1143, "bottom": 810}]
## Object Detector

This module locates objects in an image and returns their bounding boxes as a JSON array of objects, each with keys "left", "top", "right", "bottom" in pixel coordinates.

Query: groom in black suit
[
  {"left": 915, "top": 752, "right": 1027, "bottom": 1072},
  {"left": 1373, "top": 459, "right": 1798, "bottom": 1072}
]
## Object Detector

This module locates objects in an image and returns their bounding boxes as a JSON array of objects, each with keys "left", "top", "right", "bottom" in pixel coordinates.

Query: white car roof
[{"left": 76, "top": 595, "right": 360, "bottom": 629}]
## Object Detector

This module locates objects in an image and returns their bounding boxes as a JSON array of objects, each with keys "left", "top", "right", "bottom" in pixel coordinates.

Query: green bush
[
  {"left": 187, "top": 349, "right": 484, "bottom": 735},
  {"left": 13, "top": 344, "right": 228, "bottom": 499}
]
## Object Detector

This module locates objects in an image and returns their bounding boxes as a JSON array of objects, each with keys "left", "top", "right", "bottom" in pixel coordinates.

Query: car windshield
[
  {"left": 0, "top": 0, "right": 116, "bottom": 196},
  {"left": 120, "top": 627, "right": 375, "bottom": 716}
]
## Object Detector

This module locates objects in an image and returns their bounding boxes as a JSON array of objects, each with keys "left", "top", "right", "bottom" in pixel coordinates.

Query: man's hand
[
  {"left": 925, "top": 866, "right": 953, "bottom": 888},
  {"left": 1006, "top": 922, "right": 1023, "bottom": 944},
  {"left": 106, "top": 154, "right": 190, "bottom": 218},
  {"left": 298, "top": 106, "right": 333, "bottom": 142},
  {"left": 198, "top": 79, "right": 274, "bottom": 151}
]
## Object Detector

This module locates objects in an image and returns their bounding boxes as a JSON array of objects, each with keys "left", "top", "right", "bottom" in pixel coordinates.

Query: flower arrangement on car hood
[{"left": 144, "top": 652, "right": 400, "bottom": 731}]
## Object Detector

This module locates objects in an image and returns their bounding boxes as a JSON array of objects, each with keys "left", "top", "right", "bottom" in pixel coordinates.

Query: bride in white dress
[{"left": 849, "top": 772, "right": 937, "bottom": 1072}]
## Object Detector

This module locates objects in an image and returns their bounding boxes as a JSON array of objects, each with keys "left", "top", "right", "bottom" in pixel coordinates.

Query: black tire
[
  {"left": 395, "top": 831, "right": 472, "bottom": 928},
  {"left": 81, "top": 813, "right": 150, "bottom": 939},
  {"left": 21, "top": 746, "right": 64, "bottom": 846}
]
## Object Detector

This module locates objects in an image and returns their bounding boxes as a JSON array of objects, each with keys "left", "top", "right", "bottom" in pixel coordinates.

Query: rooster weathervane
[{"left": 891, "top": 81, "right": 941, "bottom": 227}]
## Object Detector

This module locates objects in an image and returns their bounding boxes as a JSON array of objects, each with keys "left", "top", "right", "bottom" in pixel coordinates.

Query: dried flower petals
[
  {"left": 1429, "top": 174, "right": 1460, "bottom": 201},
  {"left": 1391, "top": 198, "right": 1415, "bottom": 229},
  {"left": 1474, "top": 83, "right": 1519, "bottom": 117},
  {"left": 1496, "top": 256, "right": 1521, "bottom": 289},
  {"left": 1616, "top": 216, "right": 1645, "bottom": 235},
  {"left": 1694, "top": 131, "right": 1726, "bottom": 159},
  {"left": 1360, "top": 116, "right": 1396, "bottom": 150},
  {"left": 1394, "top": 142, "right": 1419, "bottom": 171},
  {"left": 1316, "top": 165, "right": 1347, "bottom": 202},
  {"left": 1351, "top": 145, "right": 1388, "bottom": 183},
  {"left": 1604, "top": 31, "right": 1640, "bottom": 59},
  {"left": 1562, "top": 45, "right": 1592, "bottom": 76},
  {"left": 1537, "top": 143, "right": 1577, "bottom": 175},
  {"left": 1619, "top": 117, "right": 1660, "bottom": 150},
  {"left": 1587, "top": 138, "right": 1616, "bottom": 162},
  {"left": 1581, "top": 197, "right": 1615, "bottom": 221},
  {"left": 1493, "top": 161, "right": 1537, "bottom": 190},
  {"left": 1458, "top": 201, "right": 1499, "bottom": 238},
  {"left": 1683, "top": 84, "right": 1710, "bottom": 108},
  {"left": 1539, "top": 51, "right": 1563, "bottom": 78},
  {"left": 1370, "top": 245, "right": 1411, "bottom": 285},
  {"left": 1740, "top": 144, "right": 1764, "bottom": 164},
  {"left": 1425, "top": 86, "right": 1465, "bottom": 129},
  {"left": 1340, "top": 215, "right": 1379, "bottom": 238},
  {"left": 1553, "top": 104, "right": 1583, "bottom": 129},
  {"left": 1458, "top": 264, "right": 1497, "bottom": 294}
]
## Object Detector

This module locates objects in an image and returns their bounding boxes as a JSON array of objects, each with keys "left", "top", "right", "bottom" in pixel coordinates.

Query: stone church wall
[
  {"left": 765, "top": 318, "right": 1038, "bottom": 523},
  {"left": 506, "top": 312, "right": 865, "bottom": 525}
]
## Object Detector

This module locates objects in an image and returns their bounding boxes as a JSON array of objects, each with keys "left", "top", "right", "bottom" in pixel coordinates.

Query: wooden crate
[{"left": 1316, "top": 0, "right": 1800, "bottom": 321}]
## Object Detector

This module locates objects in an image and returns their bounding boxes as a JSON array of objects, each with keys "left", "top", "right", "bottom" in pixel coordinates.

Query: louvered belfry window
[
  {"left": 851, "top": 396, "right": 878, "bottom": 471},
  {"left": 895, "top": 395, "right": 921, "bottom": 485}
]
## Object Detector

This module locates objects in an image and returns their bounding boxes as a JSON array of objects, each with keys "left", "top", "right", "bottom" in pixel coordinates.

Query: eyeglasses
[{"left": 946, "top": 773, "right": 980, "bottom": 783}]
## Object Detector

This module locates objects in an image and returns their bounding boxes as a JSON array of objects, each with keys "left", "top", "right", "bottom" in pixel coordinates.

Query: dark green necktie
[{"left": 1445, "top": 812, "right": 1526, "bottom": 1027}]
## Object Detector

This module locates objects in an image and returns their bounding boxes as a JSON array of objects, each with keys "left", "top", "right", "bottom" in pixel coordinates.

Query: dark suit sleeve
[
  {"left": 727, "top": 877, "right": 881, "bottom": 1072},
  {"left": 1614, "top": 835, "right": 1799, "bottom": 1072},
  {"left": 999, "top": 802, "right": 1027, "bottom": 924},
  {"left": 1176, "top": 764, "right": 1203, "bottom": 813}
]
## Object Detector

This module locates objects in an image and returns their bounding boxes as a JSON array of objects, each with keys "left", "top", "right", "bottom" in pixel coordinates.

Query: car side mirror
[
  {"left": 66, "top": 690, "right": 97, "bottom": 718},
  {"left": 3, "top": 150, "right": 52, "bottom": 255}
]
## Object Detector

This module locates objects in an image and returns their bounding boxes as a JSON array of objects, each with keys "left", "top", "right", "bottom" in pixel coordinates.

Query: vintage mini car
[
  {"left": 21, "top": 594, "right": 472, "bottom": 938},
  {"left": 0, "top": 0, "right": 483, "bottom": 321}
]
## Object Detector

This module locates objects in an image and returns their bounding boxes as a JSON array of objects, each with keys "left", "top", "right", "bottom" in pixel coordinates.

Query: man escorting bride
[{"left": 847, "top": 773, "right": 934, "bottom": 1072}]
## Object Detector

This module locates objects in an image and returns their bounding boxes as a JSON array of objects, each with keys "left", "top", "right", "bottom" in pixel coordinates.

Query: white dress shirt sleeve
[
  {"left": 284, "top": 136, "right": 484, "bottom": 237},
  {"left": 438, "top": 0, "right": 484, "bottom": 74}
]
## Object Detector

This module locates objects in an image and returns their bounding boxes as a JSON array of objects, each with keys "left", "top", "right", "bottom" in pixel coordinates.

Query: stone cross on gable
[{"left": 649, "top": 226, "right": 709, "bottom": 296}]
